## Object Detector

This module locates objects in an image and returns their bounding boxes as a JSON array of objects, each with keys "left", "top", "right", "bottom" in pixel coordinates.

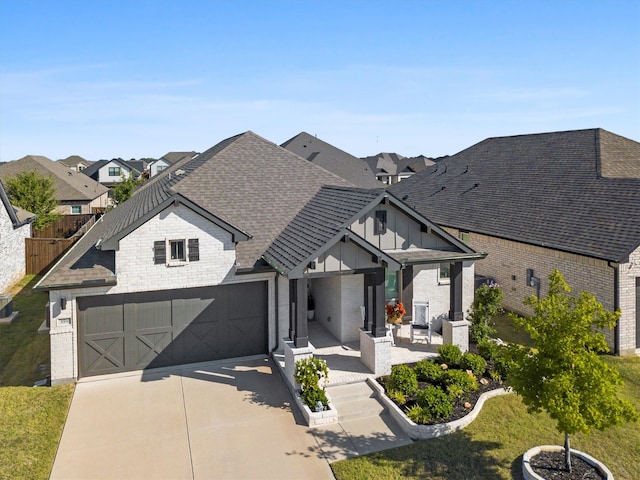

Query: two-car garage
[{"left": 77, "top": 282, "right": 268, "bottom": 378}]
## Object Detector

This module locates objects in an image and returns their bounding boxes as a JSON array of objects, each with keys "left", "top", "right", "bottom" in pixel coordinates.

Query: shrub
[
  {"left": 441, "top": 369, "right": 478, "bottom": 393},
  {"left": 461, "top": 352, "right": 487, "bottom": 376},
  {"left": 477, "top": 338, "right": 499, "bottom": 361},
  {"left": 386, "top": 389, "right": 407, "bottom": 405},
  {"left": 468, "top": 282, "right": 503, "bottom": 343},
  {"left": 294, "top": 356, "right": 329, "bottom": 409},
  {"left": 415, "top": 386, "right": 454, "bottom": 420},
  {"left": 438, "top": 343, "right": 462, "bottom": 366},
  {"left": 414, "top": 359, "right": 443, "bottom": 383},
  {"left": 405, "top": 404, "right": 432, "bottom": 424},
  {"left": 470, "top": 320, "right": 496, "bottom": 344},
  {"left": 386, "top": 364, "right": 418, "bottom": 396}
]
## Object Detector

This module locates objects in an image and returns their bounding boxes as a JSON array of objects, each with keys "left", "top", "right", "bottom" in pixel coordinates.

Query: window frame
[
  {"left": 374, "top": 210, "right": 387, "bottom": 235},
  {"left": 438, "top": 262, "right": 451, "bottom": 284},
  {"left": 71, "top": 205, "right": 82, "bottom": 214},
  {"left": 108, "top": 166, "right": 121, "bottom": 177},
  {"left": 169, "top": 239, "right": 186, "bottom": 263}
]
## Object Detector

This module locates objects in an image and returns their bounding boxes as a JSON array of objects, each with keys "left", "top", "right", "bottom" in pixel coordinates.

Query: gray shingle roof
[
  {"left": 390, "top": 128, "right": 640, "bottom": 262},
  {"left": 0, "top": 155, "right": 108, "bottom": 202},
  {"left": 281, "top": 132, "right": 382, "bottom": 188},
  {"left": 38, "top": 132, "right": 355, "bottom": 288},
  {"left": 264, "top": 186, "right": 384, "bottom": 274}
]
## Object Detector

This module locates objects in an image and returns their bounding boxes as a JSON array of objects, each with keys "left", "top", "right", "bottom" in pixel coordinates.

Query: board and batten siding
[{"left": 351, "top": 204, "right": 455, "bottom": 251}]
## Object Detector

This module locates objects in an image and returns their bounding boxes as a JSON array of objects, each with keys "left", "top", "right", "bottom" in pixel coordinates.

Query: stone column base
[
  {"left": 283, "top": 339, "right": 315, "bottom": 391},
  {"left": 442, "top": 319, "right": 471, "bottom": 352},
  {"left": 359, "top": 329, "right": 392, "bottom": 376}
]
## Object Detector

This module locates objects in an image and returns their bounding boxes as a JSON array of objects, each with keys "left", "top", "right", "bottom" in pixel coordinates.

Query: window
[
  {"left": 108, "top": 166, "right": 121, "bottom": 177},
  {"left": 385, "top": 270, "right": 399, "bottom": 301},
  {"left": 460, "top": 231, "right": 470, "bottom": 242},
  {"left": 154, "top": 239, "right": 199, "bottom": 265},
  {"left": 156, "top": 165, "right": 166, "bottom": 172},
  {"left": 439, "top": 262, "right": 451, "bottom": 283},
  {"left": 71, "top": 206, "right": 81, "bottom": 214},
  {"left": 374, "top": 210, "right": 387, "bottom": 235},
  {"left": 170, "top": 240, "right": 185, "bottom": 261}
]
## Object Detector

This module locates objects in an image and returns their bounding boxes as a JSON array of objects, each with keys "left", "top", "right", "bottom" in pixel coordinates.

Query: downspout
[{"left": 271, "top": 272, "right": 279, "bottom": 353}]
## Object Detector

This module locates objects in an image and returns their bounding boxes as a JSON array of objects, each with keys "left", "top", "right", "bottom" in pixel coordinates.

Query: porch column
[
  {"left": 289, "top": 278, "right": 308, "bottom": 348},
  {"left": 449, "top": 261, "right": 464, "bottom": 321},
  {"left": 366, "top": 268, "right": 387, "bottom": 338}
]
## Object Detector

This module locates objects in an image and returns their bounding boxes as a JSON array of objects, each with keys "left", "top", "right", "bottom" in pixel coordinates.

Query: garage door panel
[
  {"left": 81, "top": 334, "right": 126, "bottom": 375},
  {"left": 78, "top": 282, "right": 268, "bottom": 378}
]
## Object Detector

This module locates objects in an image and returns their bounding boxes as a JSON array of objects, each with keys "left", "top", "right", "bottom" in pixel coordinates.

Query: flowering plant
[{"left": 386, "top": 302, "right": 406, "bottom": 324}]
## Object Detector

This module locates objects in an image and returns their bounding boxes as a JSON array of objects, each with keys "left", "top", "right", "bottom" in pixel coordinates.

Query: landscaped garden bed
[{"left": 375, "top": 342, "right": 512, "bottom": 439}]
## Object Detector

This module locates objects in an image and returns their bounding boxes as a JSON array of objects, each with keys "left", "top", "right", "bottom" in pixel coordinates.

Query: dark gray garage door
[{"left": 77, "top": 282, "right": 267, "bottom": 378}]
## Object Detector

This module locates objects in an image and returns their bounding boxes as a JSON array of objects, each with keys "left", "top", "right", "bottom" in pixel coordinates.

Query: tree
[
  {"left": 4, "top": 170, "right": 60, "bottom": 230},
  {"left": 508, "top": 269, "right": 638, "bottom": 472},
  {"left": 111, "top": 174, "right": 141, "bottom": 205},
  {"left": 468, "top": 282, "right": 503, "bottom": 343}
]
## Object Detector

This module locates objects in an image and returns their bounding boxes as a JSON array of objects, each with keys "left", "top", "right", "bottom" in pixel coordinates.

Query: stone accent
[
  {"left": 359, "top": 329, "right": 392, "bottom": 376},
  {"left": 618, "top": 246, "right": 640, "bottom": 354},
  {"left": 443, "top": 319, "right": 471, "bottom": 352}
]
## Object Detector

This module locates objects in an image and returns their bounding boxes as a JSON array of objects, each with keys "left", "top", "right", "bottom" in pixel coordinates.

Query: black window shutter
[
  {"left": 188, "top": 238, "right": 199, "bottom": 262},
  {"left": 154, "top": 241, "right": 166, "bottom": 264}
]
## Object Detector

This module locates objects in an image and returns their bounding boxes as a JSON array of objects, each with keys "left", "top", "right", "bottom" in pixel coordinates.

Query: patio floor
[{"left": 307, "top": 321, "right": 442, "bottom": 385}]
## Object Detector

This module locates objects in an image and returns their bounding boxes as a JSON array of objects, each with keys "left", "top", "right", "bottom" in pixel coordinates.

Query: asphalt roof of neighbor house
[
  {"left": 281, "top": 132, "right": 382, "bottom": 188},
  {"left": 161, "top": 151, "right": 197, "bottom": 163},
  {"left": 81, "top": 158, "right": 142, "bottom": 179},
  {"left": 0, "top": 155, "right": 109, "bottom": 202},
  {"left": 38, "top": 132, "right": 357, "bottom": 288},
  {"left": 390, "top": 128, "right": 640, "bottom": 263},
  {"left": 362, "top": 152, "right": 434, "bottom": 177}
]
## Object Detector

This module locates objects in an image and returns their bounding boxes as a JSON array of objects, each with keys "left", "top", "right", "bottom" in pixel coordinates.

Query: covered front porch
[{"left": 307, "top": 318, "right": 442, "bottom": 386}]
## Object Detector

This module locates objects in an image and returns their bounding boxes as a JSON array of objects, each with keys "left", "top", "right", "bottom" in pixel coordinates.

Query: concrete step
[
  {"left": 327, "top": 381, "right": 376, "bottom": 402},
  {"left": 327, "top": 381, "right": 386, "bottom": 422}
]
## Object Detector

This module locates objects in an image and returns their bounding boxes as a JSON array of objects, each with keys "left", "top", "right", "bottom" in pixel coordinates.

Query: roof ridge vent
[{"left": 175, "top": 169, "right": 186, "bottom": 175}]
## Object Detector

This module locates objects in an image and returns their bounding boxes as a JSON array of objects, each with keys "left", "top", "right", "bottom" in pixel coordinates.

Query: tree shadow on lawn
[{"left": 330, "top": 430, "right": 507, "bottom": 480}]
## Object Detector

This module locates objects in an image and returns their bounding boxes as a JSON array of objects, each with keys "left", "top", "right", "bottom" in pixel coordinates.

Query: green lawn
[
  {"left": 490, "top": 311, "right": 534, "bottom": 347},
  {"left": 1, "top": 275, "right": 50, "bottom": 386},
  {"left": 331, "top": 356, "right": 640, "bottom": 480},
  {"left": 0, "top": 275, "right": 75, "bottom": 480}
]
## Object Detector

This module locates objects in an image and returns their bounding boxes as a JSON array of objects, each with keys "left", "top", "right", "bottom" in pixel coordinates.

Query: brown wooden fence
[
  {"left": 26, "top": 214, "right": 98, "bottom": 275},
  {"left": 25, "top": 237, "right": 77, "bottom": 275},
  {"left": 33, "top": 214, "right": 94, "bottom": 239}
]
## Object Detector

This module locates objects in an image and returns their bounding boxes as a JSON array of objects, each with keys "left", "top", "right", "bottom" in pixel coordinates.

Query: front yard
[
  {"left": 331, "top": 328, "right": 640, "bottom": 480},
  {"left": 0, "top": 276, "right": 74, "bottom": 480}
]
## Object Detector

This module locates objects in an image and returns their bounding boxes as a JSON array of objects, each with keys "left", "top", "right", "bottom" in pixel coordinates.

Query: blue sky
[{"left": 1, "top": 1, "right": 638, "bottom": 161}]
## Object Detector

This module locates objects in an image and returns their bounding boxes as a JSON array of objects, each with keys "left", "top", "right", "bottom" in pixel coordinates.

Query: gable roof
[
  {"left": 264, "top": 185, "right": 482, "bottom": 278},
  {"left": 81, "top": 158, "right": 140, "bottom": 179},
  {"left": 37, "top": 132, "right": 356, "bottom": 288},
  {"left": 281, "top": 132, "right": 382, "bottom": 188},
  {"left": 0, "top": 179, "right": 35, "bottom": 228},
  {"left": 363, "top": 152, "right": 434, "bottom": 177},
  {"left": 390, "top": 128, "right": 640, "bottom": 263},
  {"left": 57, "top": 155, "right": 92, "bottom": 168},
  {"left": 0, "top": 155, "right": 109, "bottom": 202}
]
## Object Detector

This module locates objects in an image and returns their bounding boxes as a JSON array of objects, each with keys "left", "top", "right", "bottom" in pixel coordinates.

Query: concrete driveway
[{"left": 50, "top": 357, "right": 335, "bottom": 480}]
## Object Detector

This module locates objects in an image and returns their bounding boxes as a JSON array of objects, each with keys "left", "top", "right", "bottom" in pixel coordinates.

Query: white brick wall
[
  {"left": 48, "top": 204, "right": 278, "bottom": 383},
  {"left": 0, "top": 203, "right": 30, "bottom": 292},
  {"left": 618, "top": 246, "right": 640, "bottom": 354},
  {"left": 114, "top": 205, "right": 236, "bottom": 293}
]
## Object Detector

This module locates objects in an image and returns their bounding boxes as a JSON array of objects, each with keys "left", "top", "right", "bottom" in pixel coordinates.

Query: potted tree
[{"left": 508, "top": 270, "right": 638, "bottom": 478}]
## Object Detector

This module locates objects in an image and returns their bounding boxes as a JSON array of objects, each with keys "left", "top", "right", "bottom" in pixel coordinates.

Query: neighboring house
[
  {"left": 57, "top": 155, "right": 93, "bottom": 172},
  {"left": 0, "top": 155, "right": 110, "bottom": 215},
  {"left": 149, "top": 151, "right": 197, "bottom": 177},
  {"left": 126, "top": 160, "right": 149, "bottom": 177},
  {"left": 81, "top": 159, "right": 142, "bottom": 187},
  {"left": 391, "top": 128, "right": 640, "bottom": 355},
  {"left": 0, "top": 180, "right": 35, "bottom": 292},
  {"left": 35, "top": 132, "right": 484, "bottom": 384},
  {"left": 281, "top": 132, "right": 382, "bottom": 188},
  {"left": 363, "top": 152, "right": 434, "bottom": 185}
]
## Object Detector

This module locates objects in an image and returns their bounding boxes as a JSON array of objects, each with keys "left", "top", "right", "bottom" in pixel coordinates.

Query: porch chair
[{"left": 410, "top": 301, "right": 431, "bottom": 344}]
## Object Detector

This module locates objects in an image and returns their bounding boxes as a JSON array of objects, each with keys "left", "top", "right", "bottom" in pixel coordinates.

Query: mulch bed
[
  {"left": 530, "top": 451, "right": 605, "bottom": 479},
  {"left": 377, "top": 364, "right": 505, "bottom": 425}
]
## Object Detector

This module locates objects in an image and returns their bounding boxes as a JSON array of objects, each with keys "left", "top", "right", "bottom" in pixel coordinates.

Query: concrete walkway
[{"left": 51, "top": 356, "right": 412, "bottom": 480}]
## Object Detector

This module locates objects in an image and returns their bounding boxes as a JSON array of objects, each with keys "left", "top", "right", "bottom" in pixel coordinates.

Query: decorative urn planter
[{"left": 522, "top": 445, "right": 614, "bottom": 480}]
